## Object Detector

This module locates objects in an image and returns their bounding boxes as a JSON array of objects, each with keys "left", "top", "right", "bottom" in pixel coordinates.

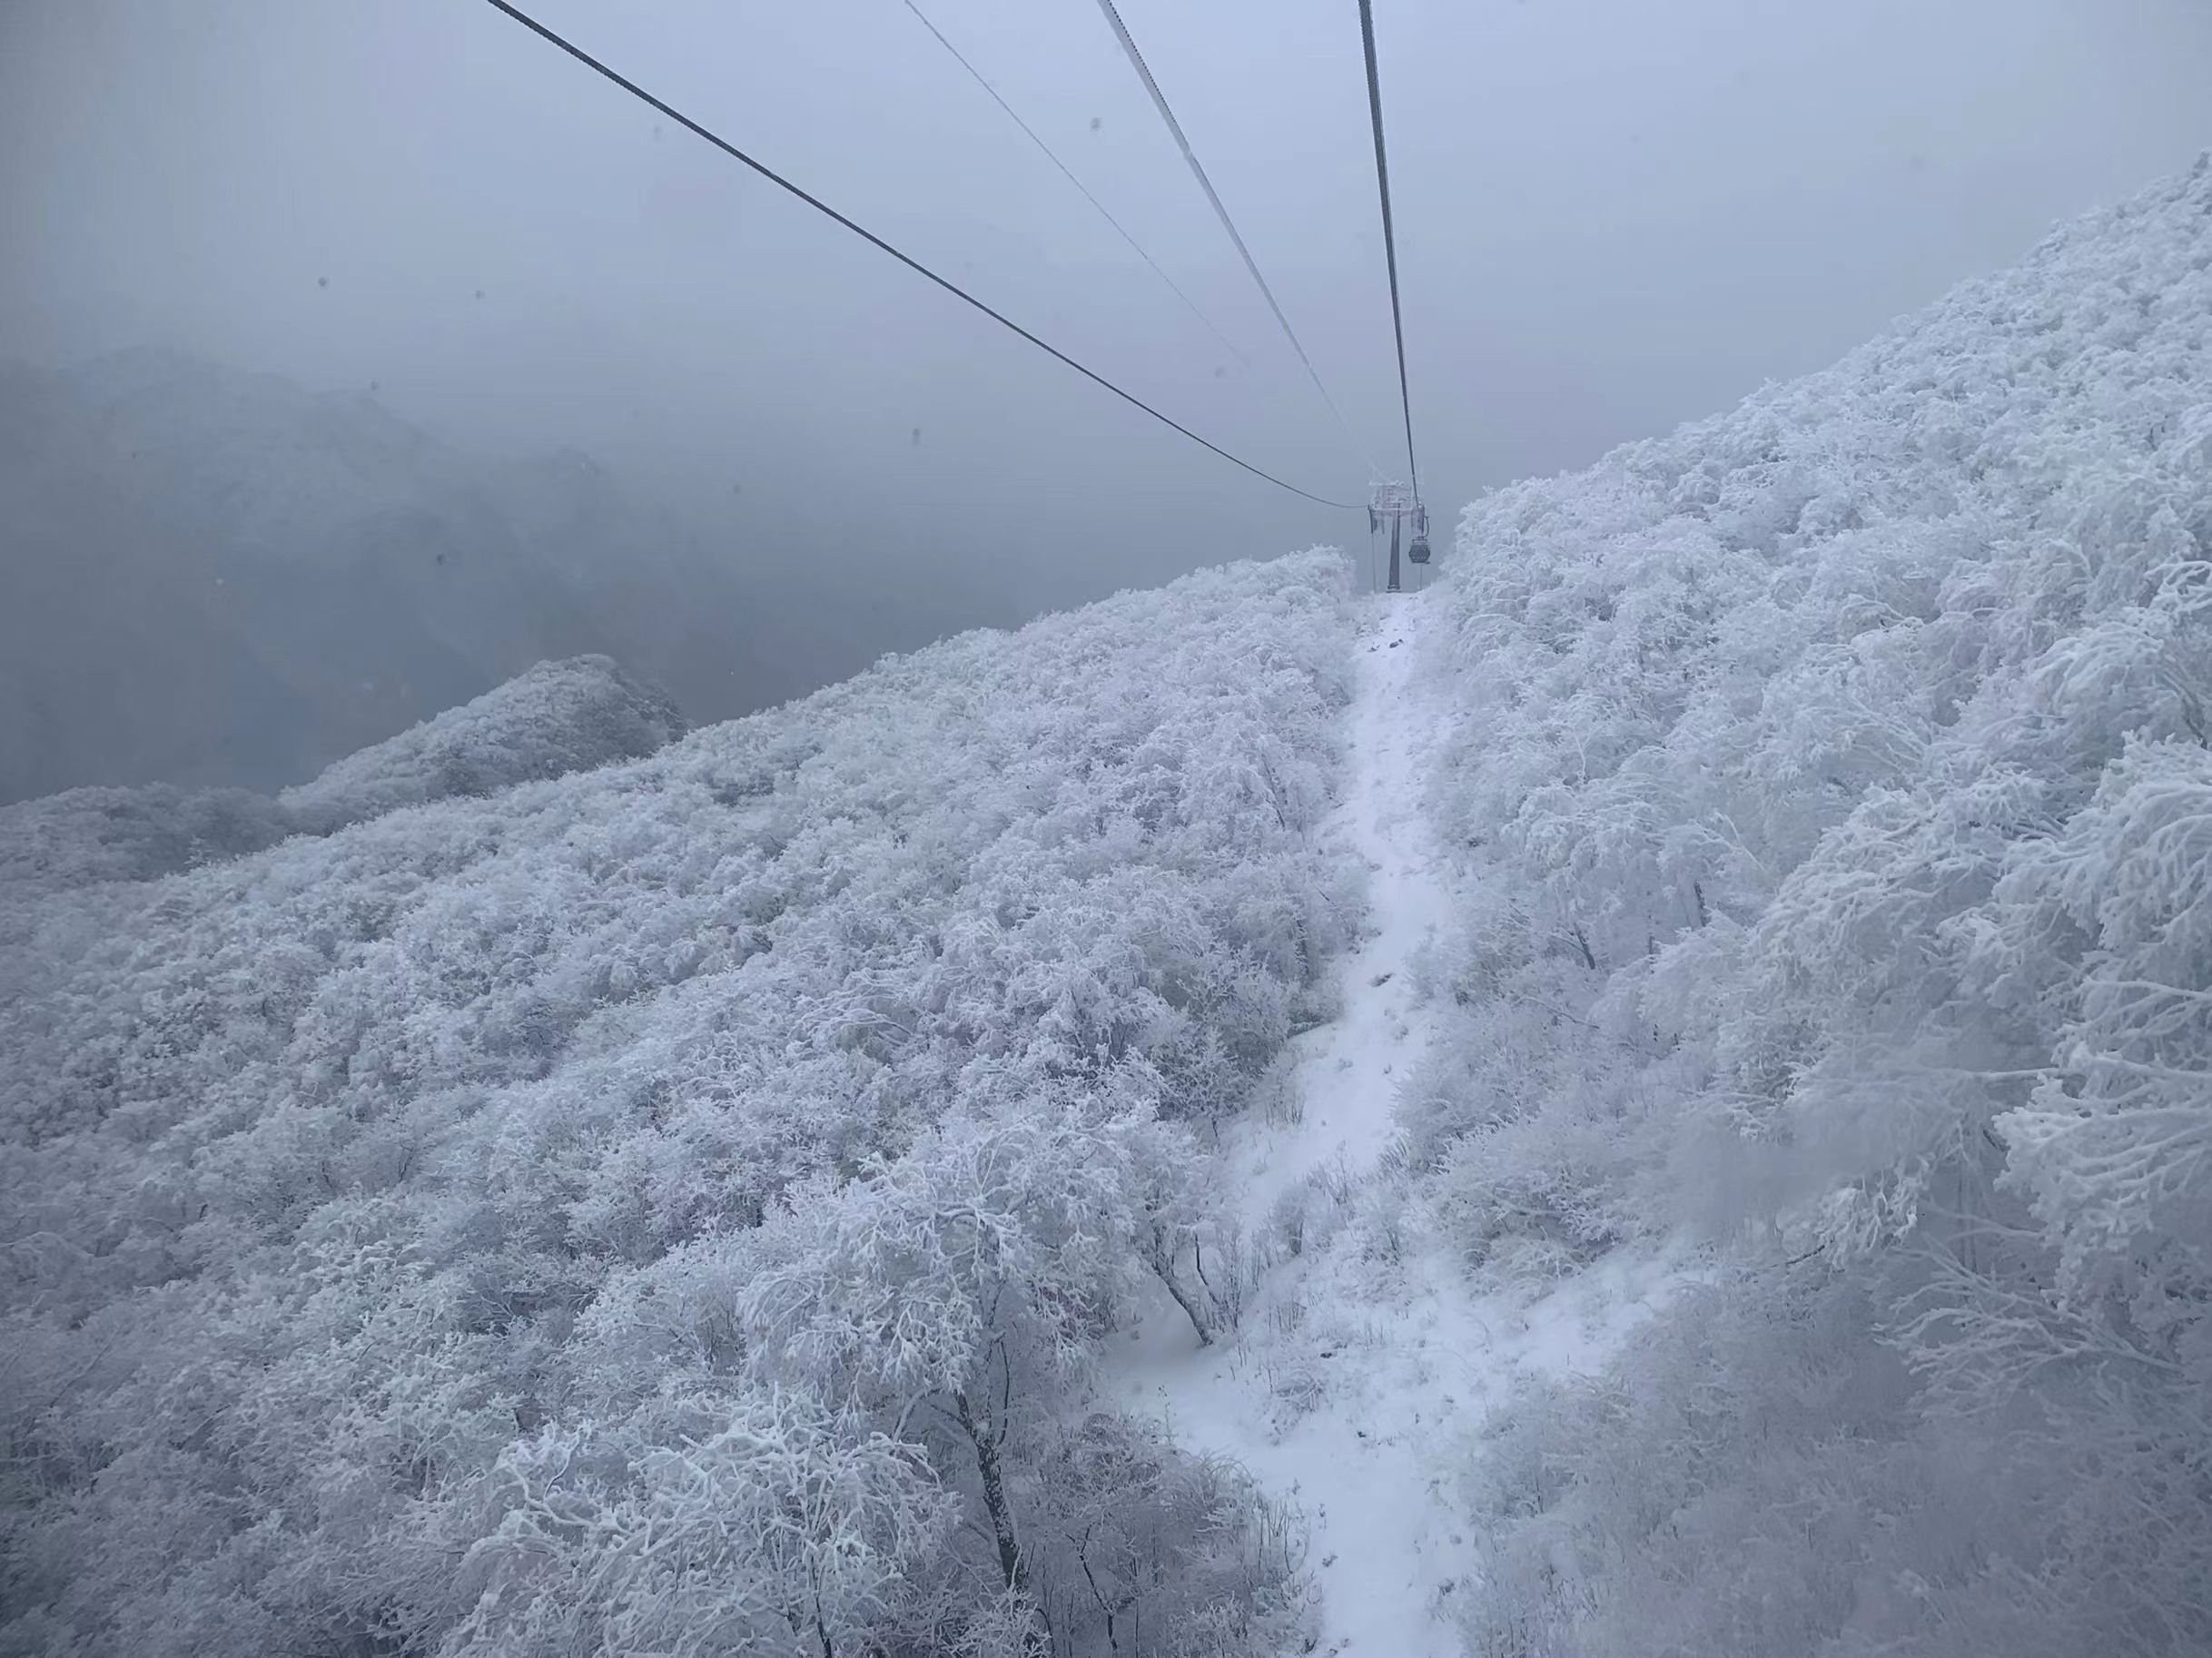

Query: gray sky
[{"left": 5, "top": 0, "right": 2211, "bottom": 641}]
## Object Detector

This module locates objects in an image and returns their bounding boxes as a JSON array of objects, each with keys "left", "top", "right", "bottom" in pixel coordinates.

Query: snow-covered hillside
[
  {"left": 6, "top": 150, "right": 2211, "bottom": 1658},
  {"left": 1109, "top": 607, "right": 1689, "bottom": 1658},
  {"left": 0, "top": 553, "right": 1356, "bottom": 1656},
  {"left": 1395, "top": 155, "right": 2212, "bottom": 1655},
  {"left": 0, "top": 656, "right": 689, "bottom": 902}
]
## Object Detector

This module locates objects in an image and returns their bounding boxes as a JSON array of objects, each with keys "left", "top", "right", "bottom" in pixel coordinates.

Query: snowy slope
[
  {"left": 0, "top": 656, "right": 689, "bottom": 902},
  {"left": 1114, "top": 606, "right": 1663, "bottom": 1653},
  {"left": 0, "top": 553, "right": 1358, "bottom": 1658},
  {"left": 277, "top": 654, "right": 688, "bottom": 829},
  {"left": 1121, "top": 602, "right": 1462, "bottom": 1653},
  {"left": 7, "top": 145, "right": 2210, "bottom": 1658},
  {"left": 1108, "top": 152, "right": 2212, "bottom": 1658},
  {"left": 1394, "top": 157, "right": 2212, "bottom": 1655},
  {"left": 1112, "top": 601, "right": 1688, "bottom": 1656}
]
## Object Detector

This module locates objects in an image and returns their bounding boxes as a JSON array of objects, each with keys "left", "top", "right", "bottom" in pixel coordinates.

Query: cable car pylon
[{"left": 1368, "top": 480, "right": 1427, "bottom": 592}]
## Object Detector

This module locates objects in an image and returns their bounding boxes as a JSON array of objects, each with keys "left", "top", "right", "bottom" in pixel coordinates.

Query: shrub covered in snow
[
  {"left": 1417, "top": 158, "right": 2212, "bottom": 1653},
  {"left": 0, "top": 552, "right": 1354, "bottom": 1656}
]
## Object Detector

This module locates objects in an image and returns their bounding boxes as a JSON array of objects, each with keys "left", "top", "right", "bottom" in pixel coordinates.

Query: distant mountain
[
  {"left": 0, "top": 349, "right": 763, "bottom": 803},
  {"left": 0, "top": 655, "right": 687, "bottom": 902}
]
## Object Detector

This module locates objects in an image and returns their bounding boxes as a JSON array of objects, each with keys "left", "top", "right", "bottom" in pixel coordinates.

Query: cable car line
[
  {"left": 1357, "top": 0, "right": 1418, "bottom": 502},
  {"left": 896, "top": 0, "right": 1251, "bottom": 370},
  {"left": 476, "top": 0, "right": 1359, "bottom": 509},
  {"left": 1090, "top": 0, "right": 1381, "bottom": 480}
]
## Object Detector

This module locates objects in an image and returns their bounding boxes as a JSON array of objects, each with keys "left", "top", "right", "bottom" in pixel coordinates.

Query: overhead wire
[
  {"left": 1090, "top": 0, "right": 1382, "bottom": 482},
  {"left": 895, "top": 0, "right": 1251, "bottom": 370},
  {"left": 475, "top": 0, "right": 1359, "bottom": 509},
  {"left": 1356, "top": 0, "right": 1419, "bottom": 500}
]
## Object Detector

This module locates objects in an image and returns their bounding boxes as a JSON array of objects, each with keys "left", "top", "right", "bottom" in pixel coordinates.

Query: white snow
[
  {"left": 1107, "top": 594, "right": 1682, "bottom": 1654},
  {"left": 1236, "top": 600, "right": 1441, "bottom": 1233}
]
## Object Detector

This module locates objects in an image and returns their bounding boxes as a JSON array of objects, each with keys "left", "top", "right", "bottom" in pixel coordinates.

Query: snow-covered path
[
  {"left": 1115, "top": 594, "right": 1472, "bottom": 1653},
  {"left": 1109, "top": 593, "right": 1677, "bottom": 1654},
  {"left": 1239, "top": 595, "right": 1443, "bottom": 1229}
]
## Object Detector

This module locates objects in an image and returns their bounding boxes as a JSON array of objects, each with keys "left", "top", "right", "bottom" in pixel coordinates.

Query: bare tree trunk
[
  {"left": 1146, "top": 1229, "right": 1215, "bottom": 1346},
  {"left": 953, "top": 1388, "right": 1024, "bottom": 1592},
  {"left": 1079, "top": 1540, "right": 1130, "bottom": 1655},
  {"left": 953, "top": 1387, "right": 1052, "bottom": 1655}
]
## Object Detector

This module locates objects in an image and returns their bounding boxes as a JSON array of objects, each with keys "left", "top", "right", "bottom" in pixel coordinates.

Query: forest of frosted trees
[
  {"left": 0, "top": 554, "right": 1356, "bottom": 1655},
  {"left": 6, "top": 148, "right": 2212, "bottom": 1658},
  {"left": 1404, "top": 159, "right": 2212, "bottom": 1656}
]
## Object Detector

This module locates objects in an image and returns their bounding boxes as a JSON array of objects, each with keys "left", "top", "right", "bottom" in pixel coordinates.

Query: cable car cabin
[{"left": 1407, "top": 535, "right": 1432, "bottom": 565}]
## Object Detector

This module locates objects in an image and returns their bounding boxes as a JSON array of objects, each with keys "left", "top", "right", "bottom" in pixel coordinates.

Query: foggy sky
[{"left": 5, "top": 0, "right": 2211, "bottom": 667}]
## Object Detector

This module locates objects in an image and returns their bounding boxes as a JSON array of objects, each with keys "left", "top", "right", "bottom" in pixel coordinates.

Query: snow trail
[
  {"left": 1111, "top": 594, "right": 1677, "bottom": 1654},
  {"left": 1239, "top": 595, "right": 1441, "bottom": 1229}
]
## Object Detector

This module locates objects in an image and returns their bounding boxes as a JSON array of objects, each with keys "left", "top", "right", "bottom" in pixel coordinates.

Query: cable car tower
[{"left": 1368, "top": 481, "right": 1430, "bottom": 593}]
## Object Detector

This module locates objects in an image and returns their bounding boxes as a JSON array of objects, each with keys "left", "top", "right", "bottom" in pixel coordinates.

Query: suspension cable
[
  {"left": 897, "top": 0, "right": 1250, "bottom": 370},
  {"left": 476, "top": 0, "right": 1358, "bottom": 509},
  {"left": 1091, "top": 0, "right": 1381, "bottom": 480},
  {"left": 1357, "top": 0, "right": 1418, "bottom": 500}
]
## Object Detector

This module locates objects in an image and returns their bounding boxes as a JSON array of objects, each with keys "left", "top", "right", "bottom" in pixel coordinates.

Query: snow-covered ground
[
  {"left": 1111, "top": 592, "right": 1681, "bottom": 1654},
  {"left": 1236, "top": 593, "right": 1446, "bottom": 1232}
]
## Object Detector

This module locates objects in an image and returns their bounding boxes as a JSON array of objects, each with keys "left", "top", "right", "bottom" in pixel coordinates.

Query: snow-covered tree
[
  {"left": 0, "top": 550, "right": 1351, "bottom": 1655},
  {"left": 1410, "top": 155, "right": 2212, "bottom": 1655}
]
